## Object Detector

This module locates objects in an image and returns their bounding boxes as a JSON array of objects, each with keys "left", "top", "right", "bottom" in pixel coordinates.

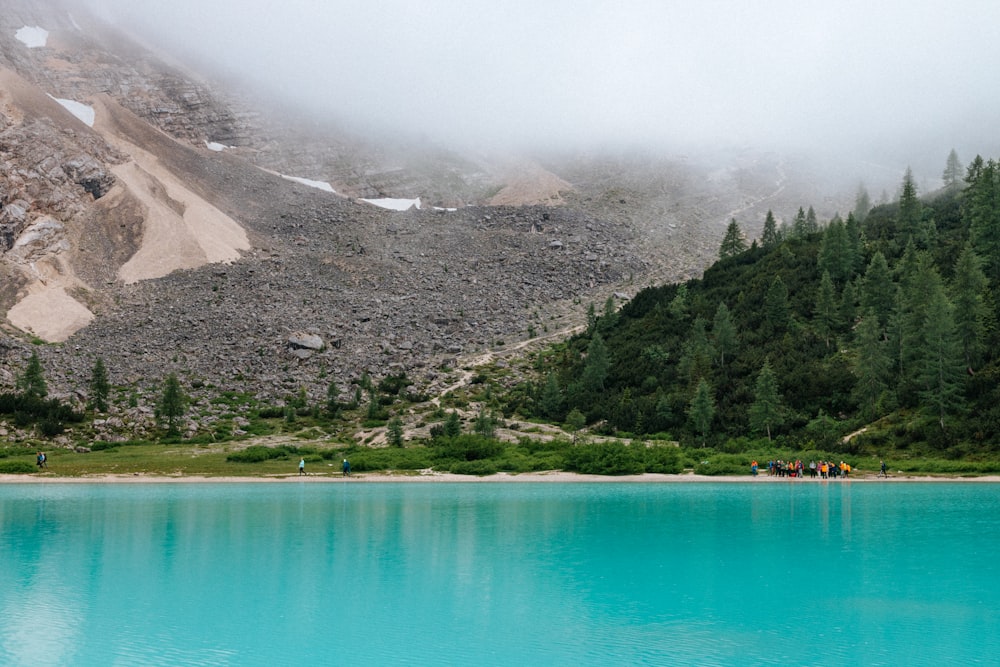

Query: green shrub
[
  {"left": 0, "top": 460, "right": 37, "bottom": 474},
  {"left": 449, "top": 459, "right": 498, "bottom": 476},
  {"left": 435, "top": 434, "right": 503, "bottom": 461},
  {"left": 227, "top": 445, "right": 300, "bottom": 463},
  {"left": 643, "top": 445, "right": 683, "bottom": 474},
  {"left": 39, "top": 417, "right": 65, "bottom": 437},
  {"left": 378, "top": 374, "right": 412, "bottom": 396},
  {"left": 565, "top": 441, "right": 644, "bottom": 475},
  {"left": 696, "top": 453, "right": 750, "bottom": 476},
  {"left": 342, "top": 447, "right": 434, "bottom": 472}
]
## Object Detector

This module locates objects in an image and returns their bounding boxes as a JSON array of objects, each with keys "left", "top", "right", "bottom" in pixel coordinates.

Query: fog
[{"left": 85, "top": 0, "right": 1000, "bottom": 177}]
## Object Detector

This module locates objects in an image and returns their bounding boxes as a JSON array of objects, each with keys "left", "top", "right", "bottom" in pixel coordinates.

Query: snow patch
[
  {"left": 205, "top": 141, "right": 227, "bottom": 152},
  {"left": 15, "top": 26, "right": 48, "bottom": 48},
  {"left": 50, "top": 96, "right": 95, "bottom": 127},
  {"left": 361, "top": 197, "right": 421, "bottom": 211},
  {"left": 281, "top": 174, "right": 336, "bottom": 193}
]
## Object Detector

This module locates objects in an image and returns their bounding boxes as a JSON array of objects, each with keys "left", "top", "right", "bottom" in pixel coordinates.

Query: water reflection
[{"left": 0, "top": 483, "right": 997, "bottom": 666}]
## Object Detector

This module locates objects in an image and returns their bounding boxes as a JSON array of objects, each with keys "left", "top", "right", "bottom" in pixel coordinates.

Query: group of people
[
  {"left": 297, "top": 458, "right": 351, "bottom": 476},
  {"left": 750, "top": 459, "right": 852, "bottom": 478}
]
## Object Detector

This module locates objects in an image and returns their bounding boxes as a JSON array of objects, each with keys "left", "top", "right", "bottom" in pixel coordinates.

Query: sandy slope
[
  {"left": 90, "top": 96, "right": 250, "bottom": 283},
  {"left": 5, "top": 285, "right": 94, "bottom": 341},
  {"left": 3, "top": 87, "right": 251, "bottom": 341}
]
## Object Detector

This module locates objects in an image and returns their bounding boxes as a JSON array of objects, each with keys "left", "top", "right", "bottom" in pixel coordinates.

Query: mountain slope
[{"left": 0, "top": 0, "right": 851, "bottom": 426}]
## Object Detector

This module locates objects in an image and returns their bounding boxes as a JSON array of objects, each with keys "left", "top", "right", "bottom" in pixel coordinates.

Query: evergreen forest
[{"left": 504, "top": 155, "right": 1000, "bottom": 459}]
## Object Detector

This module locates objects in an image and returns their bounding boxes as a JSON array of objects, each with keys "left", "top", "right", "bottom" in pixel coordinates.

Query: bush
[
  {"left": 695, "top": 453, "right": 751, "bottom": 476},
  {"left": 643, "top": 445, "right": 683, "bottom": 474},
  {"left": 339, "top": 446, "right": 434, "bottom": 472},
  {"left": 435, "top": 435, "right": 503, "bottom": 461},
  {"left": 565, "top": 441, "right": 644, "bottom": 475},
  {"left": 449, "top": 460, "right": 498, "bottom": 476},
  {"left": 378, "top": 374, "right": 412, "bottom": 396},
  {"left": 0, "top": 460, "right": 37, "bottom": 474},
  {"left": 227, "top": 445, "right": 300, "bottom": 463},
  {"left": 39, "top": 417, "right": 65, "bottom": 438}
]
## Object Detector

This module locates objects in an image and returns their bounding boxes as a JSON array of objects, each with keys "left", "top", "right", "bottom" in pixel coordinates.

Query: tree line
[{"left": 505, "top": 152, "right": 1000, "bottom": 455}]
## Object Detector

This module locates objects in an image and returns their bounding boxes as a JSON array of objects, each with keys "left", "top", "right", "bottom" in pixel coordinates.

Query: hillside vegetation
[{"left": 503, "top": 156, "right": 1000, "bottom": 461}]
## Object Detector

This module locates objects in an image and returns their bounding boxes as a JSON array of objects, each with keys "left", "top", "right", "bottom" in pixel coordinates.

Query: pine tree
[
  {"left": 565, "top": 408, "right": 586, "bottom": 443},
  {"left": 853, "top": 184, "right": 871, "bottom": 223},
  {"left": 688, "top": 378, "right": 715, "bottom": 446},
  {"left": 763, "top": 277, "right": 790, "bottom": 335},
  {"left": 538, "top": 372, "right": 565, "bottom": 421},
  {"left": 917, "top": 285, "right": 966, "bottom": 430},
  {"left": 581, "top": 333, "right": 609, "bottom": 392},
  {"left": 749, "top": 360, "right": 782, "bottom": 441},
  {"left": 598, "top": 296, "right": 618, "bottom": 332},
  {"left": 326, "top": 381, "right": 341, "bottom": 417},
  {"left": 860, "top": 251, "right": 894, "bottom": 329},
  {"left": 950, "top": 242, "right": 990, "bottom": 370},
  {"left": 443, "top": 410, "right": 462, "bottom": 437},
  {"left": 852, "top": 312, "right": 892, "bottom": 421},
  {"left": 818, "top": 215, "right": 851, "bottom": 284},
  {"left": 942, "top": 149, "right": 963, "bottom": 189},
  {"left": 761, "top": 209, "right": 780, "bottom": 248},
  {"left": 792, "top": 207, "right": 808, "bottom": 237},
  {"left": 897, "top": 254, "right": 943, "bottom": 405},
  {"left": 668, "top": 284, "right": 689, "bottom": 320},
  {"left": 89, "top": 357, "right": 110, "bottom": 413},
  {"left": 966, "top": 158, "right": 1000, "bottom": 283},
  {"left": 840, "top": 278, "right": 859, "bottom": 326},
  {"left": 386, "top": 416, "right": 404, "bottom": 447},
  {"left": 897, "top": 168, "right": 921, "bottom": 245},
  {"left": 678, "top": 317, "right": 713, "bottom": 387},
  {"left": 711, "top": 302, "right": 737, "bottom": 368},
  {"left": 17, "top": 351, "right": 47, "bottom": 400},
  {"left": 719, "top": 218, "right": 748, "bottom": 258},
  {"left": 844, "top": 212, "right": 864, "bottom": 275},
  {"left": 157, "top": 373, "right": 187, "bottom": 436},
  {"left": 474, "top": 408, "right": 496, "bottom": 439},
  {"left": 805, "top": 206, "right": 819, "bottom": 233},
  {"left": 586, "top": 302, "right": 597, "bottom": 333},
  {"left": 813, "top": 270, "right": 839, "bottom": 348}
]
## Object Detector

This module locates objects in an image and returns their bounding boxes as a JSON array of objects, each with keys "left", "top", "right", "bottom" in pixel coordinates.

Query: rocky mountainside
[{"left": 0, "top": 0, "right": 848, "bottom": 430}]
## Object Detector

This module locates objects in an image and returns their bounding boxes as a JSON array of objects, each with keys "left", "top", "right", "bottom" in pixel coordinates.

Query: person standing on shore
[
  {"left": 299, "top": 458, "right": 306, "bottom": 475},
  {"left": 878, "top": 460, "right": 887, "bottom": 478},
  {"left": 342, "top": 459, "right": 351, "bottom": 477}
]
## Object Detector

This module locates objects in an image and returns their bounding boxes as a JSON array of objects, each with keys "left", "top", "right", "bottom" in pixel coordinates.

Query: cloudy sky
[{"left": 85, "top": 0, "right": 1000, "bottom": 168}]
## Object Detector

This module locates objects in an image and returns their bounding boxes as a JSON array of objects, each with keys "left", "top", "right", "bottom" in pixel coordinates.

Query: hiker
[
  {"left": 299, "top": 458, "right": 305, "bottom": 475},
  {"left": 37, "top": 451, "right": 44, "bottom": 469},
  {"left": 878, "top": 460, "right": 887, "bottom": 478},
  {"left": 342, "top": 459, "right": 351, "bottom": 477}
]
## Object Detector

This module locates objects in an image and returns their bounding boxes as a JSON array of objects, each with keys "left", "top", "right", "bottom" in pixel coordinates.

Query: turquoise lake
[{"left": 1, "top": 482, "right": 997, "bottom": 666}]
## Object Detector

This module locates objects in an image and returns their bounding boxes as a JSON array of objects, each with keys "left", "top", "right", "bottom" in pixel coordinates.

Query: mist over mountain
[{"left": 83, "top": 0, "right": 1000, "bottom": 181}]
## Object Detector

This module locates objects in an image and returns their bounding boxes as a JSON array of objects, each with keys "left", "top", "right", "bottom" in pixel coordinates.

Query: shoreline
[{"left": 3, "top": 471, "right": 999, "bottom": 484}]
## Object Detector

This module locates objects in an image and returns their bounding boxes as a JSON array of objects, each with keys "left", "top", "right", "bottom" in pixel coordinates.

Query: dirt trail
[{"left": 432, "top": 322, "right": 586, "bottom": 406}]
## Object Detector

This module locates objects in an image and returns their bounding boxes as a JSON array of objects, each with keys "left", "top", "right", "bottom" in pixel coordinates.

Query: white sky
[{"left": 84, "top": 0, "right": 1000, "bottom": 168}]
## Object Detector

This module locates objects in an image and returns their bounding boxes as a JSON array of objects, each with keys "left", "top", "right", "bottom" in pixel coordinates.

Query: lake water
[{"left": 1, "top": 482, "right": 997, "bottom": 666}]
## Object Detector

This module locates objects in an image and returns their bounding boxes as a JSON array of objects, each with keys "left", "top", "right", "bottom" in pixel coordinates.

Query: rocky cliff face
[{"left": 0, "top": 0, "right": 838, "bottom": 440}]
